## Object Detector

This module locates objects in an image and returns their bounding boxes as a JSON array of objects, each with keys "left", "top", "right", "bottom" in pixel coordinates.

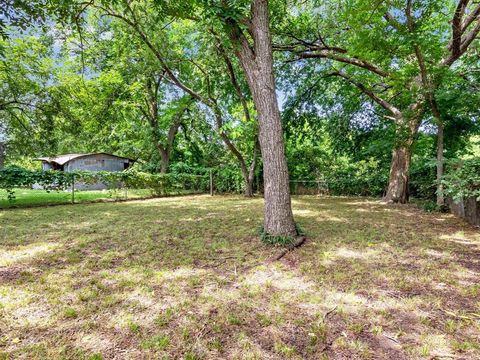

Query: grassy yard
[
  {"left": 0, "top": 189, "right": 161, "bottom": 208},
  {"left": 1, "top": 195, "right": 479, "bottom": 359}
]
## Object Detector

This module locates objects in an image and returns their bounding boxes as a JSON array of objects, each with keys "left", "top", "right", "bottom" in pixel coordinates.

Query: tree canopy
[{"left": 1, "top": 0, "right": 479, "bottom": 231}]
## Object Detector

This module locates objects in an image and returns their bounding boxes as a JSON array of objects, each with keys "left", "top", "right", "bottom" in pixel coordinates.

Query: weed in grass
[
  {"left": 184, "top": 352, "right": 203, "bottom": 360},
  {"left": 257, "top": 222, "right": 305, "bottom": 246},
  {"left": 77, "top": 287, "right": 99, "bottom": 302},
  {"left": 88, "top": 354, "right": 103, "bottom": 360},
  {"left": 141, "top": 335, "right": 170, "bottom": 350},
  {"left": 127, "top": 320, "right": 141, "bottom": 333},
  {"left": 452, "top": 338, "right": 480, "bottom": 352},
  {"left": 63, "top": 307, "right": 78, "bottom": 319},
  {"left": 463, "top": 284, "right": 480, "bottom": 297},
  {"left": 348, "top": 322, "right": 366, "bottom": 335},
  {"left": 444, "top": 319, "right": 460, "bottom": 334},
  {"left": 274, "top": 341, "right": 296, "bottom": 357},
  {"left": 420, "top": 344, "right": 430, "bottom": 357},
  {"left": 154, "top": 308, "right": 175, "bottom": 327},
  {"left": 227, "top": 313, "right": 243, "bottom": 326},
  {"left": 309, "top": 321, "right": 328, "bottom": 345},
  {"left": 371, "top": 325, "right": 383, "bottom": 336},
  {"left": 180, "top": 327, "right": 191, "bottom": 341},
  {"left": 256, "top": 313, "right": 272, "bottom": 327},
  {"left": 207, "top": 337, "right": 223, "bottom": 351}
]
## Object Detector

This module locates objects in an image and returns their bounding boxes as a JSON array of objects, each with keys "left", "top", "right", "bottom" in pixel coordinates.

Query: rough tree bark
[
  {"left": 226, "top": 0, "right": 296, "bottom": 236},
  {"left": 383, "top": 108, "right": 423, "bottom": 204},
  {"left": 384, "top": 146, "right": 412, "bottom": 203}
]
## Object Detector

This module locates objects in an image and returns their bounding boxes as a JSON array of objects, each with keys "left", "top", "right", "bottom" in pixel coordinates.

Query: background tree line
[{"left": 1, "top": 0, "right": 479, "bottom": 236}]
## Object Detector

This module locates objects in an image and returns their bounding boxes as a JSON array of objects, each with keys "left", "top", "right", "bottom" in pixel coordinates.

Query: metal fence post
[{"left": 71, "top": 174, "right": 75, "bottom": 204}]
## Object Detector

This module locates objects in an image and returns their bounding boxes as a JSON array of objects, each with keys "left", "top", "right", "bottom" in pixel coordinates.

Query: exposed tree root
[{"left": 269, "top": 235, "right": 306, "bottom": 262}]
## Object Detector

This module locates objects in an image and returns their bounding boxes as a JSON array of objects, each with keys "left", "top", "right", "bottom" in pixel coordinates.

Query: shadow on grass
[{"left": 1, "top": 195, "right": 479, "bottom": 359}]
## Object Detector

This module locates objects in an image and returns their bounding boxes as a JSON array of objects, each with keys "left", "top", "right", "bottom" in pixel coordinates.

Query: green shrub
[
  {"left": 0, "top": 166, "right": 209, "bottom": 203},
  {"left": 443, "top": 158, "right": 480, "bottom": 201},
  {"left": 323, "top": 159, "right": 388, "bottom": 197},
  {"left": 409, "top": 158, "right": 437, "bottom": 200}
]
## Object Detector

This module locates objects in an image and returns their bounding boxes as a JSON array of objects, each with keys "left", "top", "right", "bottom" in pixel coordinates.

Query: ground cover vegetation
[{"left": 1, "top": 196, "right": 480, "bottom": 359}]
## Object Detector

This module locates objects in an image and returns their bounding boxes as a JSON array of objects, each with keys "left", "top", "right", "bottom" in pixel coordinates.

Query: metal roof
[{"left": 34, "top": 153, "right": 135, "bottom": 166}]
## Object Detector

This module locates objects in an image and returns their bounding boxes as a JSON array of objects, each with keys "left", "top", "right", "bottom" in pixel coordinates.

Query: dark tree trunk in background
[
  {"left": 435, "top": 118, "right": 445, "bottom": 206},
  {"left": 243, "top": 142, "right": 259, "bottom": 197},
  {"left": 384, "top": 146, "right": 411, "bottom": 204},
  {"left": 0, "top": 142, "right": 4, "bottom": 169},
  {"left": 158, "top": 147, "right": 169, "bottom": 174},
  {"left": 227, "top": 0, "right": 296, "bottom": 236}
]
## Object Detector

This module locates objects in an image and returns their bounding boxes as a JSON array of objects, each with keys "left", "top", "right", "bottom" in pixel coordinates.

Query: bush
[
  {"left": 323, "top": 159, "right": 388, "bottom": 197},
  {"left": 443, "top": 158, "right": 480, "bottom": 201},
  {"left": 409, "top": 158, "right": 437, "bottom": 200}
]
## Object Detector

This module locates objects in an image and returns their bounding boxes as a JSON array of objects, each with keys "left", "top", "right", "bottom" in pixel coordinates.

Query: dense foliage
[
  {"left": 0, "top": 166, "right": 209, "bottom": 202},
  {"left": 1, "top": 0, "right": 479, "bottom": 207},
  {"left": 443, "top": 158, "right": 480, "bottom": 201}
]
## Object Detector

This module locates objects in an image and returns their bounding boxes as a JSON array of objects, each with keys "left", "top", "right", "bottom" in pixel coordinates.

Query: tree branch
[{"left": 331, "top": 70, "right": 401, "bottom": 118}]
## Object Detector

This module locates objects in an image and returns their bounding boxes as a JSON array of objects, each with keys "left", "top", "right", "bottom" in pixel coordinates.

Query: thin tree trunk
[
  {"left": 245, "top": 140, "right": 259, "bottom": 197},
  {"left": 227, "top": 0, "right": 296, "bottom": 236},
  {"left": 0, "top": 142, "right": 5, "bottom": 169},
  {"left": 432, "top": 104, "right": 445, "bottom": 206},
  {"left": 242, "top": 168, "right": 254, "bottom": 197},
  {"left": 436, "top": 120, "right": 444, "bottom": 206},
  {"left": 384, "top": 146, "right": 412, "bottom": 204}
]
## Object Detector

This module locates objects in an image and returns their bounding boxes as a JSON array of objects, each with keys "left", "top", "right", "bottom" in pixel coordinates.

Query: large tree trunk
[
  {"left": 384, "top": 146, "right": 412, "bottom": 204},
  {"left": 383, "top": 106, "right": 423, "bottom": 204},
  {"left": 252, "top": 77, "right": 295, "bottom": 235},
  {"left": 158, "top": 147, "right": 169, "bottom": 174},
  {"left": 227, "top": 0, "right": 296, "bottom": 236}
]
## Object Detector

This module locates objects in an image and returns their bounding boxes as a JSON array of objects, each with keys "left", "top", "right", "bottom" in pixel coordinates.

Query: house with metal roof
[{"left": 34, "top": 153, "right": 135, "bottom": 190}]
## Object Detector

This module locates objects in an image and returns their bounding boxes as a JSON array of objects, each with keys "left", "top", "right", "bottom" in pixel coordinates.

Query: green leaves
[
  {"left": 443, "top": 158, "right": 480, "bottom": 201},
  {"left": 0, "top": 166, "right": 210, "bottom": 202}
]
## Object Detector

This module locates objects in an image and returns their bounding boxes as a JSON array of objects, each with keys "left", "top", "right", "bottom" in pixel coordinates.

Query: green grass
[
  {"left": 0, "top": 188, "right": 156, "bottom": 208},
  {"left": 1, "top": 195, "right": 479, "bottom": 359}
]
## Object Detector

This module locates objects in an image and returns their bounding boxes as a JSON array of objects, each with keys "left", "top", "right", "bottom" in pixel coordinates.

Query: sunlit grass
[
  {"left": 0, "top": 195, "right": 479, "bottom": 359},
  {"left": 0, "top": 188, "right": 154, "bottom": 208}
]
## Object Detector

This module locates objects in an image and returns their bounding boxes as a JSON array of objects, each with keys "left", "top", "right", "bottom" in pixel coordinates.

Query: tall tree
[
  {"left": 276, "top": 0, "right": 480, "bottom": 203},
  {"left": 77, "top": 1, "right": 259, "bottom": 195},
  {"left": 215, "top": 0, "right": 297, "bottom": 235},
  {"left": 142, "top": 73, "right": 193, "bottom": 173}
]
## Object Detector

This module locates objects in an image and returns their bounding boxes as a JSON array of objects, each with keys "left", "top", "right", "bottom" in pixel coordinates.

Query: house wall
[
  {"left": 65, "top": 154, "right": 129, "bottom": 172},
  {"left": 66, "top": 154, "right": 130, "bottom": 190},
  {"left": 42, "top": 162, "right": 53, "bottom": 171}
]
